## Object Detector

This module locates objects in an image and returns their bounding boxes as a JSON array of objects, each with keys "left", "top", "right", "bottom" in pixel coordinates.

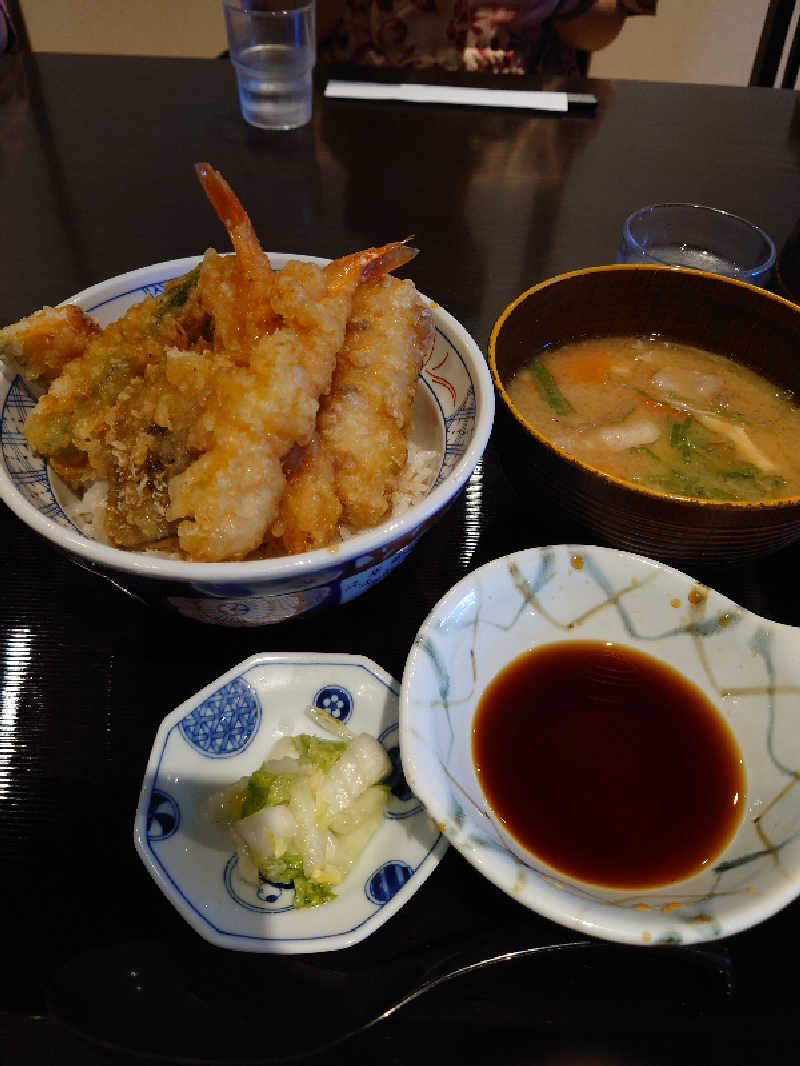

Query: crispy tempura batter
[
  {"left": 167, "top": 243, "right": 417, "bottom": 561},
  {"left": 103, "top": 345, "right": 225, "bottom": 547},
  {"left": 273, "top": 275, "right": 434, "bottom": 554},
  {"left": 0, "top": 305, "right": 100, "bottom": 393},
  {"left": 99, "top": 163, "right": 281, "bottom": 550},
  {"left": 97, "top": 164, "right": 417, "bottom": 560},
  {"left": 1, "top": 163, "right": 430, "bottom": 562},
  {"left": 271, "top": 434, "right": 342, "bottom": 555},
  {"left": 23, "top": 268, "right": 206, "bottom": 487}
]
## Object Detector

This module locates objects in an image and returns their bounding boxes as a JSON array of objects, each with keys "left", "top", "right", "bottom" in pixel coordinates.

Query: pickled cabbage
[{"left": 208, "top": 708, "right": 391, "bottom": 908}]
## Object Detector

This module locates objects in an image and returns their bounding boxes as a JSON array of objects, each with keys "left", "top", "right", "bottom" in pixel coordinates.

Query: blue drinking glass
[{"left": 617, "top": 203, "right": 776, "bottom": 288}]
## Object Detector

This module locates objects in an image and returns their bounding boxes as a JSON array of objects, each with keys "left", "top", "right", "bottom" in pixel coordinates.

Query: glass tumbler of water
[
  {"left": 223, "top": 0, "right": 315, "bottom": 131},
  {"left": 617, "top": 203, "right": 776, "bottom": 287}
]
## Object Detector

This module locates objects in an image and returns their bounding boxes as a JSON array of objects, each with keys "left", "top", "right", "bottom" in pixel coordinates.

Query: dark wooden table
[{"left": 2, "top": 51, "right": 800, "bottom": 1065}]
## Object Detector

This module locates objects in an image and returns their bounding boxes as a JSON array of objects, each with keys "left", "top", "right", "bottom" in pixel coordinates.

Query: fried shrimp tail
[
  {"left": 194, "top": 162, "right": 260, "bottom": 262},
  {"left": 194, "top": 161, "right": 277, "bottom": 352},
  {"left": 325, "top": 239, "right": 418, "bottom": 293},
  {"left": 359, "top": 241, "right": 418, "bottom": 282}
]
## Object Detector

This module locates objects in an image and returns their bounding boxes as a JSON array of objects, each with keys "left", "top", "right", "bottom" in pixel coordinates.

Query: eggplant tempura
[{"left": 0, "top": 163, "right": 435, "bottom": 562}]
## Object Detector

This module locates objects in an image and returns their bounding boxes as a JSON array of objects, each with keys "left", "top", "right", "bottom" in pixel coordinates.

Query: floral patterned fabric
[{"left": 319, "top": 0, "right": 656, "bottom": 75}]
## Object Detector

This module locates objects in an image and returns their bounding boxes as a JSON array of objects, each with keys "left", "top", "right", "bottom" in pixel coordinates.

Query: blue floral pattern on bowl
[
  {"left": 401, "top": 544, "right": 800, "bottom": 946},
  {"left": 312, "top": 684, "right": 353, "bottom": 724},
  {"left": 134, "top": 652, "right": 447, "bottom": 953}
]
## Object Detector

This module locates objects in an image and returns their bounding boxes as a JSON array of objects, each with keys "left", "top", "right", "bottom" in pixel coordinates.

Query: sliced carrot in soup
[{"left": 554, "top": 343, "right": 615, "bottom": 385}]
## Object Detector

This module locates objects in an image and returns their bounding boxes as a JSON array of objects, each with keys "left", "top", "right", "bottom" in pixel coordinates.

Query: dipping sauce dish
[{"left": 400, "top": 544, "right": 800, "bottom": 945}]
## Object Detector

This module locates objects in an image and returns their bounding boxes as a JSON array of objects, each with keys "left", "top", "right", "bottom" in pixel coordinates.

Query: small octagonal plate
[{"left": 134, "top": 652, "right": 446, "bottom": 953}]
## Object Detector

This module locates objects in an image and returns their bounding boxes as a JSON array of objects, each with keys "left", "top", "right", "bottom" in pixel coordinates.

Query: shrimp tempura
[
  {"left": 0, "top": 161, "right": 428, "bottom": 564},
  {"left": 273, "top": 274, "right": 434, "bottom": 554},
  {"left": 99, "top": 164, "right": 279, "bottom": 548},
  {"left": 167, "top": 241, "right": 417, "bottom": 561},
  {"left": 193, "top": 162, "right": 278, "bottom": 356}
]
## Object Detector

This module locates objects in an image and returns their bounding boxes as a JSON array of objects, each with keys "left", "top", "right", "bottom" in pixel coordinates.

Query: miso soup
[{"left": 507, "top": 336, "right": 800, "bottom": 501}]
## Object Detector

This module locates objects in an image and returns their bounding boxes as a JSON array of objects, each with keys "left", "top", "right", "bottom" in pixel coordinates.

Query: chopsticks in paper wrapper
[{"left": 324, "top": 79, "right": 598, "bottom": 112}]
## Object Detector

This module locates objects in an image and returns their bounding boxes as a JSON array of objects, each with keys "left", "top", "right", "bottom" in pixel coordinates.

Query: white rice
[
  {"left": 389, "top": 440, "right": 438, "bottom": 517},
  {"left": 65, "top": 479, "right": 109, "bottom": 543}
]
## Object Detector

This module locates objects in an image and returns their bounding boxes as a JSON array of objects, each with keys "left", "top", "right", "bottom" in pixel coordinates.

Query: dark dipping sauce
[{"left": 472, "top": 640, "right": 745, "bottom": 890}]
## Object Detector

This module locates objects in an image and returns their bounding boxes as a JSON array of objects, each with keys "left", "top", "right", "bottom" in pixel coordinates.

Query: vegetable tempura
[{"left": 0, "top": 163, "right": 435, "bottom": 561}]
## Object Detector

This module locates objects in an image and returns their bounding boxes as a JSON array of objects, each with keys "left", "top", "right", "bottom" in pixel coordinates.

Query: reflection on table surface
[{"left": 1, "top": 50, "right": 800, "bottom": 1065}]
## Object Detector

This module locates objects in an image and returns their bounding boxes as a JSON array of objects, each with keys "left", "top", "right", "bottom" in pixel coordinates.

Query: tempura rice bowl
[{"left": 0, "top": 255, "right": 494, "bottom": 625}]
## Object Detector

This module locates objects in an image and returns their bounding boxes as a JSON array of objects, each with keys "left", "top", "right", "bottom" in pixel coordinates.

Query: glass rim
[
  {"left": 621, "top": 202, "right": 777, "bottom": 278},
  {"left": 223, "top": 0, "right": 313, "bottom": 14}
]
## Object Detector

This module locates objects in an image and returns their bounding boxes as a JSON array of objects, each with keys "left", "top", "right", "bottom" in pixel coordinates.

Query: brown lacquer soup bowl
[{"left": 489, "top": 264, "right": 800, "bottom": 566}]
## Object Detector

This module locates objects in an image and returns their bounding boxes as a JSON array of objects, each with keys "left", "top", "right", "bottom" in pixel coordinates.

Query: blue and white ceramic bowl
[
  {"left": 134, "top": 652, "right": 447, "bottom": 953},
  {"left": 0, "top": 255, "right": 493, "bottom": 625},
  {"left": 400, "top": 544, "right": 800, "bottom": 946}
]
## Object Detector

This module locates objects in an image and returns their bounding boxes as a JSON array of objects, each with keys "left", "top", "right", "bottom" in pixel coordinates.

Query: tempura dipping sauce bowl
[
  {"left": 488, "top": 264, "right": 800, "bottom": 566},
  {"left": 0, "top": 256, "right": 494, "bottom": 626},
  {"left": 400, "top": 544, "right": 800, "bottom": 945}
]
